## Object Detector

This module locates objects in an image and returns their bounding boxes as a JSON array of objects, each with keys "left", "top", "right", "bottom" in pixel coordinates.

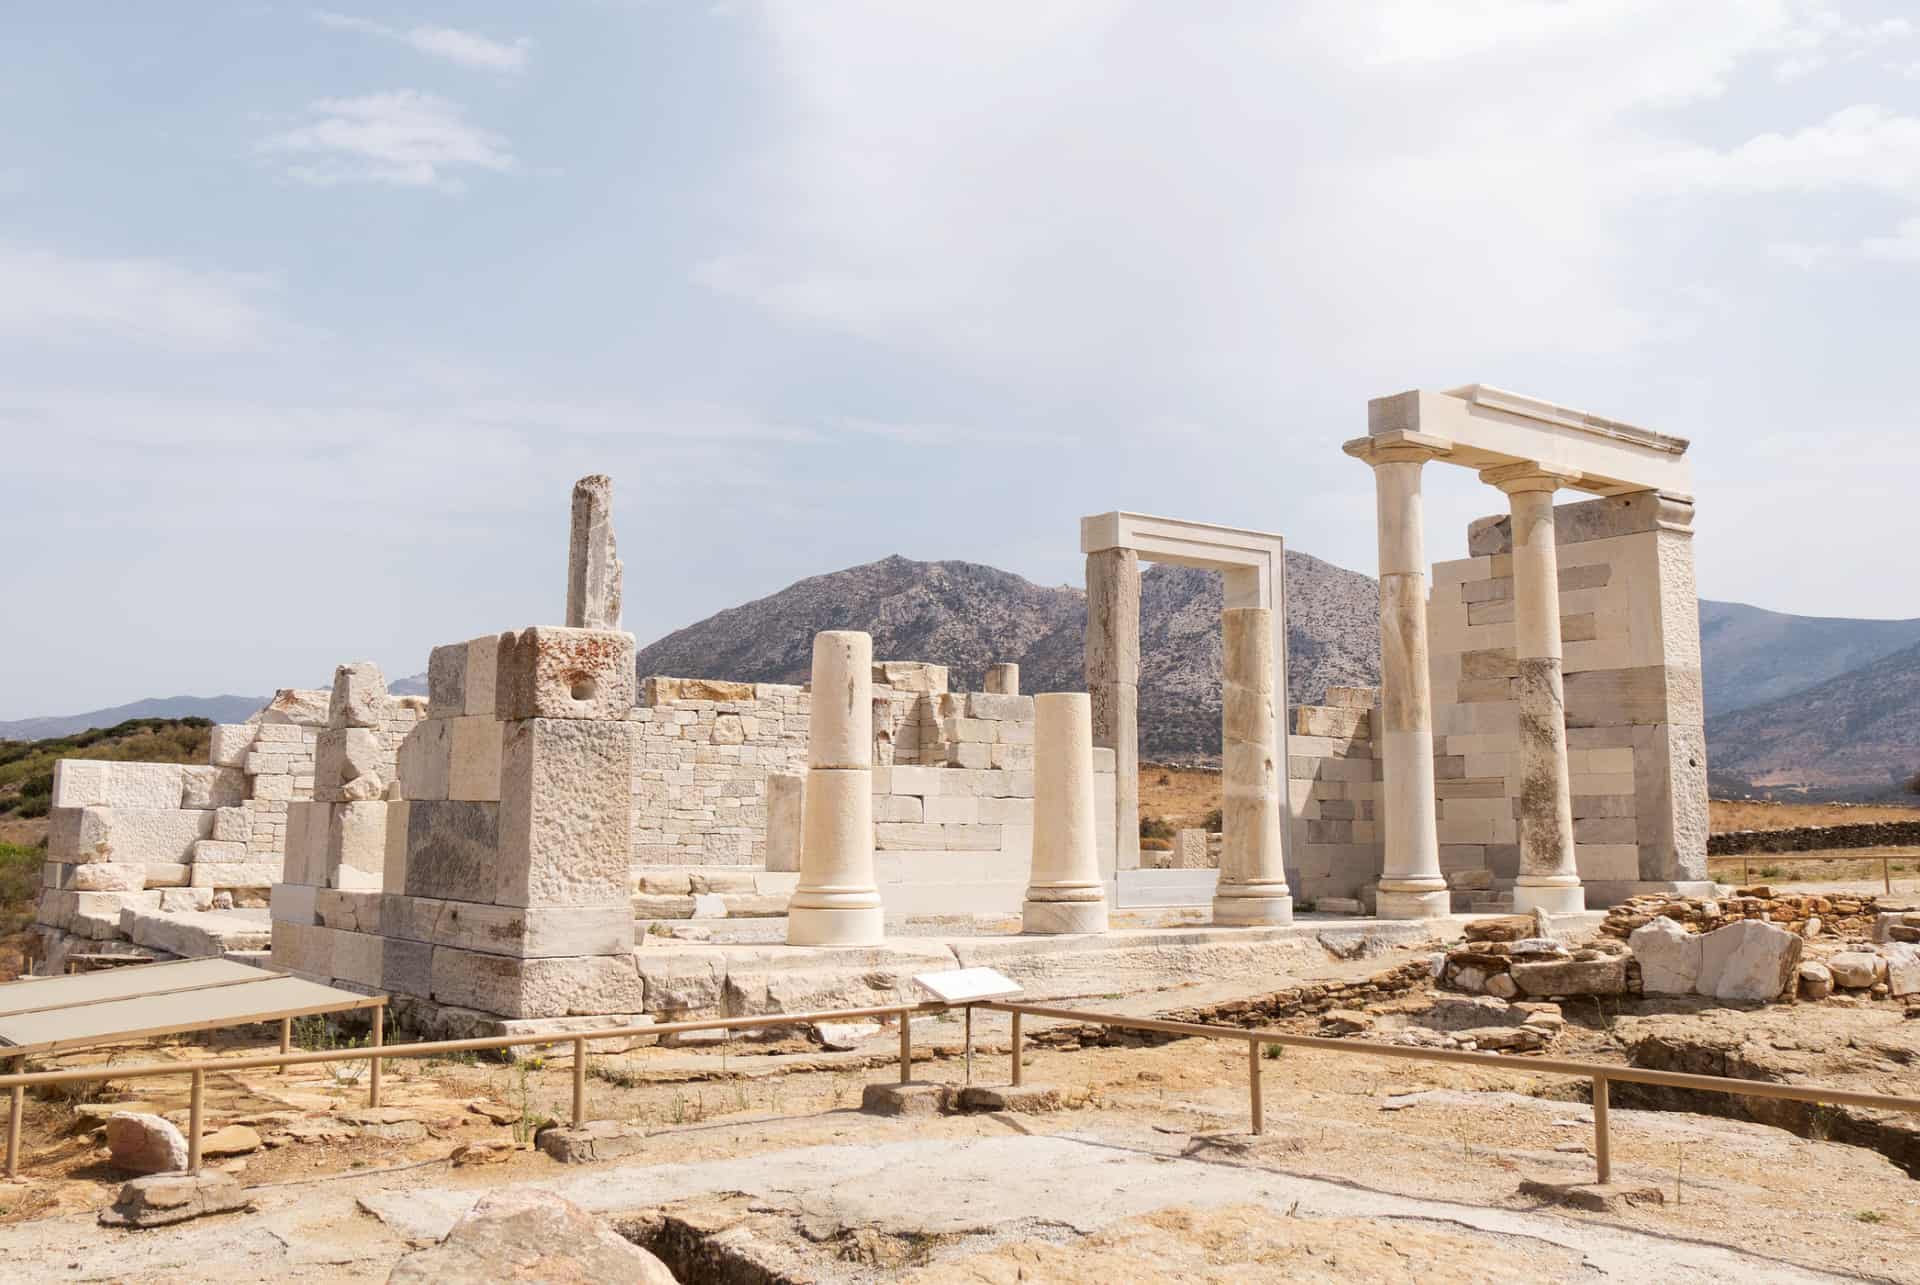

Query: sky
[{"left": 2, "top": 1, "right": 1918, "bottom": 717}]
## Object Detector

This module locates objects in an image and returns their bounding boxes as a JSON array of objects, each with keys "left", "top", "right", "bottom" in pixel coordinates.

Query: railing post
[
  {"left": 899, "top": 1013, "right": 912, "bottom": 1084},
  {"left": 1248, "top": 1038, "right": 1264, "bottom": 1136},
  {"left": 572, "top": 1037, "right": 587, "bottom": 1127},
  {"left": 1593, "top": 1074, "right": 1611, "bottom": 1184},
  {"left": 1886, "top": 855, "right": 1893, "bottom": 896},
  {"left": 279, "top": 1017, "right": 292, "bottom": 1075},
  {"left": 188, "top": 1069, "right": 204, "bottom": 1173},
  {"left": 368, "top": 1002, "right": 384, "bottom": 1108},
  {"left": 1010, "top": 1011, "right": 1024, "bottom": 1087}
]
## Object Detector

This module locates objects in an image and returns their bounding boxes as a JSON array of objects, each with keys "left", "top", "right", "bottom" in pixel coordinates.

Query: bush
[
  {"left": 1202, "top": 807, "right": 1222, "bottom": 833},
  {"left": 0, "top": 842, "right": 42, "bottom": 934},
  {"left": 1139, "top": 814, "right": 1175, "bottom": 842}
]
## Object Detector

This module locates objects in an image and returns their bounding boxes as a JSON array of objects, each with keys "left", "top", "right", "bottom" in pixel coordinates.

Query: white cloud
[
  {"left": 0, "top": 245, "right": 271, "bottom": 350},
  {"left": 258, "top": 91, "right": 516, "bottom": 190},
  {"left": 1686, "top": 104, "right": 1920, "bottom": 198},
  {"left": 311, "top": 11, "right": 529, "bottom": 74},
  {"left": 1769, "top": 5, "right": 1910, "bottom": 81},
  {"left": 1863, "top": 216, "right": 1920, "bottom": 259}
]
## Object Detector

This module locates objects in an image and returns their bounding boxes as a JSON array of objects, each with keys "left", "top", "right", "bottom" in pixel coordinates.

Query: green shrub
[{"left": 1139, "top": 814, "right": 1175, "bottom": 842}]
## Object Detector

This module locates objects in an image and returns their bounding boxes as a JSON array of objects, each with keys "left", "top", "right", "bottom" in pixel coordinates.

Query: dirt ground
[{"left": 4, "top": 936, "right": 1918, "bottom": 1282}]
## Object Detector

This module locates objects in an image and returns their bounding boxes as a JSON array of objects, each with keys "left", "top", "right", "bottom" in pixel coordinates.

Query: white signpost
[{"left": 913, "top": 968, "right": 1022, "bottom": 1083}]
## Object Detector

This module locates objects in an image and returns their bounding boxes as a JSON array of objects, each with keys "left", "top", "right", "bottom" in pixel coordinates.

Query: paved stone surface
[{"left": 99, "top": 1172, "right": 250, "bottom": 1228}]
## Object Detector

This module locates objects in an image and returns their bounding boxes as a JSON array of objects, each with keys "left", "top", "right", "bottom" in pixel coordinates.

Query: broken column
[
  {"left": 1086, "top": 548, "right": 1141, "bottom": 872},
  {"left": 565, "top": 474, "right": 624, "bottom": 631},
  {"left": 984, "top": 663, "right": 1020, "bottom": 695},
  {"left": 1022, "top": 693, "right": 1108, "bottom": 934},
  {"left": 1345, "top": 431, "right": 1451, "bottom": 918},
  {"left": 787, "top": 631, "right": 885, "bottom": 946},
  {"left": 1482, "top": 464, "right": 1585, "bottom": 914},
  {"left": 1212, "top": 607, "right": 1292, "bottom": 925}
]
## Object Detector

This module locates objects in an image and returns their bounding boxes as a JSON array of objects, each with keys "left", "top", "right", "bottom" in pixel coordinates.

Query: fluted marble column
[
  {"left": 1482, "top": 464, "right": 1585, "bottom": 914},
  {"left": 1212, "top": 607, "right": 1292, "bottom": 925},
  {"left": 1022, "top": 693, "right": 1109, "bottom": 934},
  {"left": 1344, "top": 432, "right": 1452, "bottom": 918},
  {"left": 1086, "top": 548, "right": 1141, "bottom": 872},
  {"left": 788, "top": 631, "right": 886, "bottom": 945}
]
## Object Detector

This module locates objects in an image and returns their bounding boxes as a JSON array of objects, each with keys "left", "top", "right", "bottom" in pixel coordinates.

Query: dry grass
[
  {"left": 1709, "top": 798, "right": 1920, "bottom": 832},
  {"left": 1138, "top": 763, "right": 1220, "bottom": 832},
  {"left": 1706, "top": 846, "right": 1920, "bottom": 890}
]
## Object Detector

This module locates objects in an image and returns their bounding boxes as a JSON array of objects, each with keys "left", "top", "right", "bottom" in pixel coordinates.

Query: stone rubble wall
[
  {"left": 1708, "top": 822, "right": 1920, "bottom": 855},
  {"left": 1287, "top": 685, "right": 1385, "bottom": 905},
  {"left": 1426, "top": 492, "right": 1707, "bottom": 906},
  {"left": 33, "top": 687, "right": 338, "bottom": 969}
]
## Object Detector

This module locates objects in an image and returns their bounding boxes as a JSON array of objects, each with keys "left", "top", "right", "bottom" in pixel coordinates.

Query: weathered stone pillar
[
  {"left": 1212, "top": 607, "right": 1292, "bottom": 925},
  {"left": 1344, "top": 432, "right": 1450, "bottom": 918},
  {"left": 788, "top": 631, "right": 885, "bottom": 946},
  {"left": 1085, "top": 549, "right": 1140, "bottom": 872},
  {"left": 1022, "top": 693, "right": 1108, "bottom": 934},
  {"left": 984, "top": 663, "right": 1020, "bottom": 696},
  {"left": 566, "top": 474, "right": 624, "bottom": 631},
  {"left": 1482, "top": 464, "right": 1584, "bottom": 913}
]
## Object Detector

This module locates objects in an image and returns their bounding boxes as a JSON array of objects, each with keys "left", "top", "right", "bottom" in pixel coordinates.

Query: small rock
[
  {"left": 467, "top": 1100, "right": 518, "bottom": 1125},
  {"left": 1484, "top": 973, "right": 1519, "bottom": 999},
  {"left": 536, "top": 1120, "right": 647, "bottom": 1164},
  {"left": 1450, "top": 965, "right": 1488, "bottom": 994},
  {"left": 957, "top": 1083, "right": 1077, "bottom": 1113},
  {"left": 199, "top": 1125, "right": 261, "bottom": 1158},
  {"left": 450, "top": 1140, "right": 515, "bottom": 1167},
  {"left": 1464, "top": 915, "right": 1536, "bottom": 943},
  {"left": 1797, "top": 961, "right": 1834, "bottom": 1001},
  {"left": 812, "top": 1020, "right": 882, "bottom": 1050},
  {"left": 105, "top": 1112, "right": 187, "bottom": 1175},
  {"left": 1517, "top": 1178, "right": 1665, "bottom": 1213},
  {"left": 1883, "top": 943, "right": 1920, "bottom": 997},
  {"left": 860, "top": 1081, "right": 952, "bottom": 1118},
  {"left": 337, "top": 1106, "right": 426, "bottom": 1142},
  {"left": 1801, "top": 915, "right": 1823, "bottom": 938},
  {"left": 1319, "top": 1010, "right": 1374, "bottom": 1036},
  {"left": 99, "top": 1171, "right": 250, "bottom": 1228}
]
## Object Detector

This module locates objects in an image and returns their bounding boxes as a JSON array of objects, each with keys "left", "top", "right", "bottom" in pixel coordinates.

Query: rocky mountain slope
[
  {"left": 0, "top": 696, "right": 263, "bottom": 743},
  {"left": 1698, "top": 600, "right": 1920, "bottom": 717},
  {"left": 1706, "top": 636, "right": 1920, "bottom": 797},
  {"left": 633, "top": 553, "right": 1381, "bottom": 760}
]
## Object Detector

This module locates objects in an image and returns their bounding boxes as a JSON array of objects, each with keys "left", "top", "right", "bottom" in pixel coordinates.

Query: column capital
[
  {"left": 1342, "top": 431, "right": 1453, "bottom": 467},
  {"left": 1478, "top": 461, "right": 1582, "bottom": 494}
]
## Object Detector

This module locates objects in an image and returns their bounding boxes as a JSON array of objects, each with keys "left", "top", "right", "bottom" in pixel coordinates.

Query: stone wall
[
  {"left": 1708, "top": 822, "right": 1920, "bottom": 855},
  {"left": 1427, "top": 492, "right": 1707, "bottom": 905},
  {"left": 1286, "top": 686, "right": 1384, "bottom": 904},
  {"left": 34, "top": 687, "right": 338, "bottom": 968}
]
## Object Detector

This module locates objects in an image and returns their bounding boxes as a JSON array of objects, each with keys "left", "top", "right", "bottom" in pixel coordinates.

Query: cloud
[
  {"left": 1685, "top": 104, "right": 1920, "bottom": 199},
  {"left": 0, "top": 245, "right": 271, "bottom": 350},
  {"left": 257, "top": 91, "right": 516, "bottom": 190},
  {"left": 311, "top": 11, "right": 529, "bottom": 73},
  {"left": 1863, "top": 216, "right": 1920, "bottom": 259}
]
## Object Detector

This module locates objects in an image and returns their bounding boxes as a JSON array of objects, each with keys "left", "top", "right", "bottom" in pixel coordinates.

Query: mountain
[
  {"left": 1706, "top": 637, "right": 1920, "bottom": 798},
  {"left": 1698, "top": 600, "right": 1920, "bottom": 717},
  {"left": 632, "top": 552, "right": 1382, "bottom": 761},
  {"left": 0, "top": 695, "right": 267, "bottom": 743}
]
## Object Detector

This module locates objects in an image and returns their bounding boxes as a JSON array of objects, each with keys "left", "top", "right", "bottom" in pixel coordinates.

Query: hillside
[
  {"left": 1706, "top": 636, "right": 1920, "bottom": 797},
  {"left": 0, "top": 695, "right": 264, "bottom": 742},
  {"left": 1698, "top": 600, "right": 1920, "bottom": 717},
  {"left": 633, "top": 553, "right": 1381, "bottom": 760}
]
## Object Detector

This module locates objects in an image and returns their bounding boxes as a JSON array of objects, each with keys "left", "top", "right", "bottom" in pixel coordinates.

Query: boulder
[
  {"left": 105, "top": 1112, "right": 188, "bottom": 1175},
  {"left": 1882, "top": 943, "right": 1920, "bottom": 998},
  {"left": 387, "top": 1190, "right": 675, "bottom": 1284},
  {"left": 99, "top": 1171, "right": 250, "bottom": 1228},
  {"left": 1696, "top": 920, "right": 1802, "bottom": 1002},
  {"left": 1629, "top": 917, "right": 1702, "bottom": 995},
  {"left": 1797, "top": 961, "right": 1834, "bottom": 1001},
  {"left": 1829, "top": 951, "right": 1886, "bottom": 989},
  {"left": 536, "top": 1120, "right": 647, "bottom": 1164},
  {"left": 1463, "top": 915, "right": 1536, "bottom": 943},
  {"left": 1510, "top": 956, "right": 1627, "bottom": 998}
]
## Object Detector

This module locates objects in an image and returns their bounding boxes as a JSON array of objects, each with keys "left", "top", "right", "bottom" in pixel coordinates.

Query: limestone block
[
  {"left": 428, "top": 643, "right": 469, "bottom": 720},
  {"left": 1828, "top": 951, "right": 1884, "bottom": 989},
  {"left": 765, "top": 771, "right": 804, "bottom": 872},
  {"left": 207, "top": 724, "right": 256, "bottom": 769},
  {"left": 395, "top": 898, "right": 633, "bottom": 958},
  {"left": 1510, "top": 956, "right": 1627, "bottom": 997},
  {"left": 464, "top": 634, "right": 500, "bottom": 717},
  {"left": 1696, "top": 919, "right": 1802, "bottom": 1002},
  {"left": 314, "top": 888, "right": 382, "bottom": 934},
  {"left": 68, "top": 863, "right": 145, "bottom": 892},
  {"left": 448, "top": 717, "right": 504, "bottom": 802},
  {"left": 328, "top": 801, "right": 389, "bottom": 889},
  {"left": 398, "top": 718, "right": 451, "bottom": 802},
  {"left": 190, "top": 862, "right": 279, "bottom": 889},
  {"left": 430, "top": 947, "right": 645, "bottom": 1019},
  {"left": 384, "top": 799, "right": 411, "bottom": 891},
  {"left": 262, "top": 688, "right": 330, "bottom": 726},
  {"left": 316, "top": 726, "right": 384, "bottom": 793},
  {"left": 48, "top": 806, "right": 214, "bottom": 863},
  {"left": 498, "top": 627, "right": 637, "bottom": 722},
  {"left": 497, "top": 718, "right": 632, "bottom": 907},
  {"left": 191, "top": 839, "right": 250, "bottom": 863},
  {"left": 949, "top": 743, "right": 992, "bottom": 769},
  {"left": 179, "top": 765, "right": 247, "bottom": 810},
  {"left": 872, "top": 661, "right": 947, "bottom": 693},
  {"left": 1881, "top": 943, "right": 1920, "bottom": 997},
  {"left": 251, "top": 772, "right": 295, "bottom": 802},
  {"left": 330, "top": 661, "right": 389, "bottom": 729},
  {"left": 281, "top": 802, "right": 324, "bottom": 886},
  {"left": 566, "top": 473, "right": 625, "bottom": 631},
  {"left": 212, "top": 806, "right": 252, "bottom": 843},
  {"left": 382, "top": 937, "right": 435, "bottom": 996},
  {"left": 1628, "top": 916, "right": 1700, "bottom": 994},
  {"left": 52, "top": 761, "right": 185, "bottom": 810},
  {"left": 876, "top": 823, "right": 1002, "bottom": 851},
  {"left": 404, "top": 800, "right": 500, "bottom": 901},
  {"left": 272, "top": 882, "right": 319, "bottom": 927},
  {"left": 966, "top": 693, "right": 1033, "bottom": 722}
]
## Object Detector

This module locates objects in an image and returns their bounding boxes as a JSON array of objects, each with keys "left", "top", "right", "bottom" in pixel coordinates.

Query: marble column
[
  {"left": 1344, "top": 433, "right": 1451, "bottom": 918},
  {"left": 1022, "top": 693, "right": 1109, "bottom": 934},
  {"left": 788, "top": 631, "right": 885, "bottom": 945},
  {"left": 1212, "top": 607, "right": 1292, "bottom": 925},
  {"left": 1086, "top": 548, "right": 1141, "bottom": 872},
  {"left": 566, "top": 474, "right": 623, "bottom": 631},
  {"left": 984, "top": 663, "right": 1020, "bottom": 695},
  {"left": 1481, "top": 464, "right": 1585, "bottom": 914}
]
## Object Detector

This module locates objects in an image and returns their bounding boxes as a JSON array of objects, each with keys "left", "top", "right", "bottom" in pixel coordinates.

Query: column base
[
  {"left": 1512, "top": 883, "right": 1586, "bottom": 914},
  {"left": 1022, "top": 899, "right": 1109, "bottom": 935},
  {"left": 1211, "top": 893, "right": 1293, "bottom": 926},
  {"left": 787, "top": 904, "right": 885, "bottom": 947},
  {"left": 1375, "top": 889, "right": 1450, "bottom": 920}
]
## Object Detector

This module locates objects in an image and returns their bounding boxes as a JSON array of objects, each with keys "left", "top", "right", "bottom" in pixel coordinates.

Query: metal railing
[
  {"left": 1710, "top": 850, "right": 1905, "bottom": 895},
  {"left": 5, "top": 996, "right": 1918, "bottom": 1189}
]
